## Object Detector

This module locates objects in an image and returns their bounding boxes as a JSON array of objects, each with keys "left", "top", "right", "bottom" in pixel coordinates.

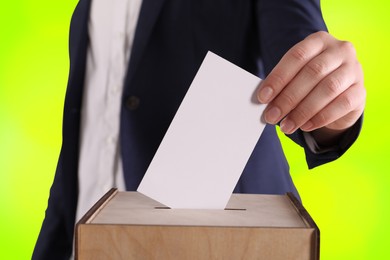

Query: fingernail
[
  {"left": 280, "top": 119, "right": 295, "bottom": 134},
  {"left": 258, "top": 86, "right": 273, "bottom": 103},
  {"left": 265, "top": 106, "right": 281, "bottom": 124}
]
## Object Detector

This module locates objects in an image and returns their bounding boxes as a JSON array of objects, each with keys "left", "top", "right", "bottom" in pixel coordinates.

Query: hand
[{"left": 257, "top": 31, "right": 366, "bottom": 141}]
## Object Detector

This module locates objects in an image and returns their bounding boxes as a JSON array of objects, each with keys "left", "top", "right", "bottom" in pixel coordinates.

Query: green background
[{"left": 0, "top": 1, "right": 388, "bottom": 259}]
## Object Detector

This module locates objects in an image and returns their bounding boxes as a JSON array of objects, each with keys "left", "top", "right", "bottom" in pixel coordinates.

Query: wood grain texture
[
  {"left": 76, "top": 191, "right": 318, "bottom": 260},
  {"left": 78, "top": 225, "right": 315, "bottom": 260}
]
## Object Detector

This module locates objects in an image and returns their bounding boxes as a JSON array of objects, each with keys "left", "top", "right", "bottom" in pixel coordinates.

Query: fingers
[
  {"left": 280, "top": 62, "right": 358, "bottom": 134},
  {"left": 263, "top": 42, "right": 345, "bottom": 126},
  {"left": 300, "top": 83, "right": 366, "bottom": 132},
  {"left": 257, "top": 31, "right": 365, "bottom": 134},
  {"left": 257, "top": 31, "right": 330, "bottom": 104}
]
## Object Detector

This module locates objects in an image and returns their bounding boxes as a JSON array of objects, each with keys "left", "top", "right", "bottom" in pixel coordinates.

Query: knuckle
[
  {"left": 355, "top": 61, "right": 364, "bottom": 80},
  {"left": 290, "top": 46, "right": 309, "bottom": 62},
  {"left": 314, "top": 111, "right": 329, "bottom": 126},
  {"left": 323, "top": 76, "right": 344, "bottom": 97},
  {"left": 292, "top": 106, "right": 311, "bottom": 123},
  {"left": 340, "top": 92, "right": 354, "bottom": 111},
  {"left": 306, "top": 59, "right": 328, "bottom": 77},
  {"left": 354, "top": 83, "right": 366, "bottom": 107},
  {"left": 279, "top": 91, "right": 297, "bottom": 108},
  {"left": 268, "top": 73, "right": 286, "bottom": 88},
  {"left": 313, "top": 31, "right": 329, "bottom": 40},
  {"left": 339, "top": 40, "right": 356, "bottom": 56}
]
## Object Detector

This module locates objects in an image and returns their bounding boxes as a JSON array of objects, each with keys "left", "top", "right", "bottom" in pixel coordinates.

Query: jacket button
[{"left": 125, "top": 95, "right": 140, "bottom": 111}]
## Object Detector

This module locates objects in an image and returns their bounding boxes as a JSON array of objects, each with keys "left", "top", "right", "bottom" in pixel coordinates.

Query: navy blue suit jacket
[{"left": 33, "top": 0, "right": 361, "bottom": 259}]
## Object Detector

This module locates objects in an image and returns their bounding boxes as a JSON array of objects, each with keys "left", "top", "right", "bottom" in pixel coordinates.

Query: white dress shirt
[{"left": 75, "top": 0, "right": 143, "bottom": 224}]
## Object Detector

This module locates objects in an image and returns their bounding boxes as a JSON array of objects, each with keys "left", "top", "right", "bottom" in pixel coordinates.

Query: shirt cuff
[
  {"left": 302, "top": 131, "right": 337, "bottom": 154},
  {"left": 302, "top": 114, "right": 363, "bottom": 155}
]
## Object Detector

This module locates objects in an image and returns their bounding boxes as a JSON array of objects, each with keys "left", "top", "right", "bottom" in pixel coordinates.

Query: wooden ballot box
[{"left": 76, "top": 189, "right": 319, "bottom": 260}]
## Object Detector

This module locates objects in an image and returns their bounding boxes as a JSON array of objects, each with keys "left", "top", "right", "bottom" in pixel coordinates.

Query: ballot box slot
[{"left": 154, "top": 206, "right": 246, "bottom": 211}]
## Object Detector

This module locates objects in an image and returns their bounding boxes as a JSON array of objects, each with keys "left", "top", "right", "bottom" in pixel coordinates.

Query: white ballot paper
[{"left": 137, "top": 51, "right": 267, "bottom": 209}]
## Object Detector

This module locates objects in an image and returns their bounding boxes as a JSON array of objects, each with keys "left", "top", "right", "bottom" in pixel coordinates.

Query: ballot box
[{"left": 76, "top": 189, "right": 319, "bottom": 260}]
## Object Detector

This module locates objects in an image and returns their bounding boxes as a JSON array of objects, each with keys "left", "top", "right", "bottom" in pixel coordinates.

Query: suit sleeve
[
  {"left": 32, "top": 152, "right": 73, "bottom": 260},
  {"left": 255, "top": 0, "right": 362, "bottom": 168}
]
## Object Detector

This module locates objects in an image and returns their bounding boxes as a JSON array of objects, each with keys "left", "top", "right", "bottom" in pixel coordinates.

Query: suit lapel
[
  {"left": 124, "top": 0, "right": 167, "bottom": 88},
  {"left": 66, "top": 0, "right": 92, "bottom": 112}
]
